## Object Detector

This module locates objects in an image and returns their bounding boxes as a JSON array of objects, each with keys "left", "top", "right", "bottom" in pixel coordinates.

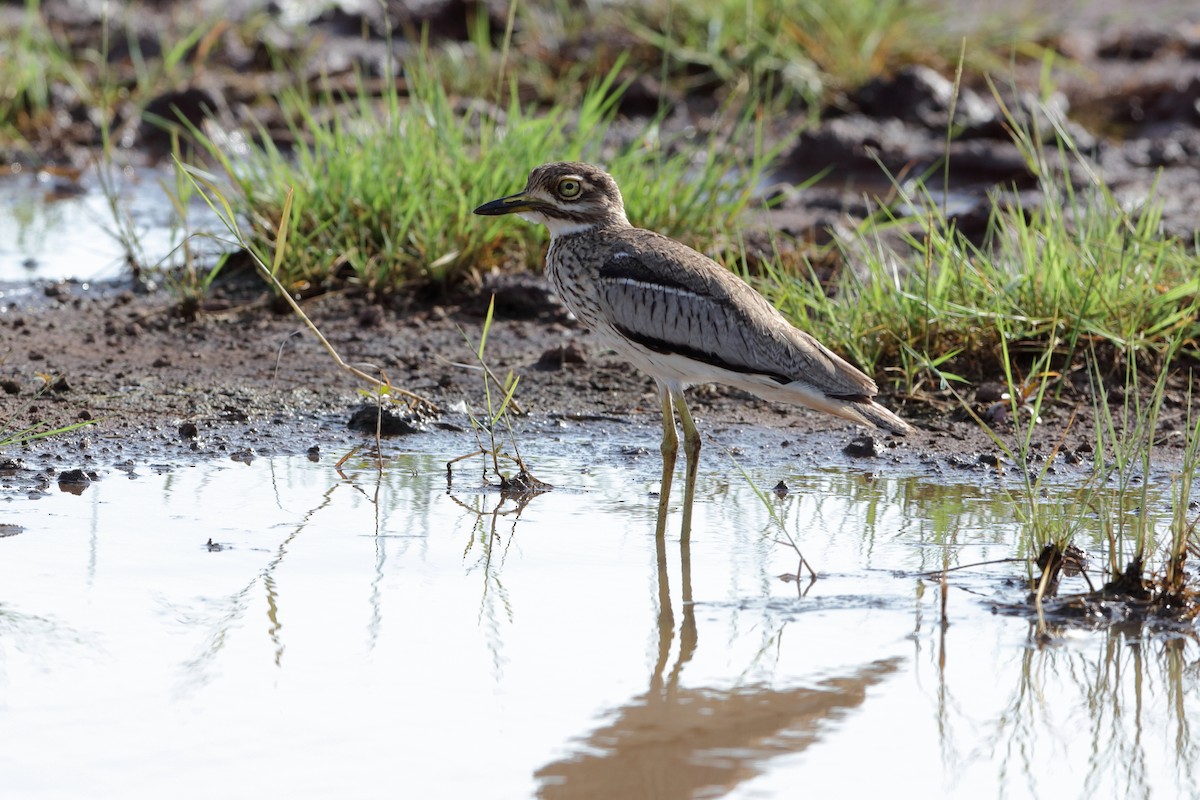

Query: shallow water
[
  {"left": 2, "top": 432, "right": 1197, "bottom": 800},
  {"left": 0, "top": 165, "right": 218, "bottom": 284}
]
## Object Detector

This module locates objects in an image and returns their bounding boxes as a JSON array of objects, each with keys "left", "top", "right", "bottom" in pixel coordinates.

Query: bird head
[{"left": 473, "top": 161, "right": 629, "bottom": 237}]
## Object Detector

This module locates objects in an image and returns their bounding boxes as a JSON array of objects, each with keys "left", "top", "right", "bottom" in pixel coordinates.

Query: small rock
[
  {"left": 843, "top": 435, "right": 880, "bottom": 458},
  {"left": 138, "top": 87, "right": 218, "bottom": 151},
  {"left": 788, "top": 115, "right": 919, "bottom": 176},
  {"left": 975, "top": 383, "right": 1009, "bottom": 403},
  {"left": 536, "top": 340, "right": 588, "bottom": 370},
  {"left": 178, "top": 422, "right": 199, "bottom": 440},
  {"left": 358, "top": 305, "right": 383, "bottom": 328},
  {"left": 617, "top": 72, "right": 670, "bottom": 117},
  {"left": 57, "top": 468, "right": 92, "bottom": 495},
  {"left": 855, "top": 65, "right": 995, "bottom": 131},
  {"left": 347, "top": 404, "right": 426, "bottom": 436},
  {"left": 481, "top": 273, "right": 560, "bottom": 320},
  {"left": 1097, "top": 29, "right": 1173, "bottom": 60}
]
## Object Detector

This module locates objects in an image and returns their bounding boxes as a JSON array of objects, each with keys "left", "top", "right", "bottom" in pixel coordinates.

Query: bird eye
[{"left": 557, "top": 178, "right": 582, "bottom": 199}]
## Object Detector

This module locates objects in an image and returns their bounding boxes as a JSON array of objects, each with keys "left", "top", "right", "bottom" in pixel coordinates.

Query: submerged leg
[
  {"left": 655, "top": 380, "right": 679, "bottom": 540},
  {"left": 673, "top": 392, "right": 701, "bottom": 543}
]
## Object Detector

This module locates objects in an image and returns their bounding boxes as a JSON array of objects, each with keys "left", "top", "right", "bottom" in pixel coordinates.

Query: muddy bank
[
  {"left": 3, "top": 1, "right": 1199, "bottom": 496},
  {"left": 2, "top": 275, "right": 1195, "bottom": 497}
]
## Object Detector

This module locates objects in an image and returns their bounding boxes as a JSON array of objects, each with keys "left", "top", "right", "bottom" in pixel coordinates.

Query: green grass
[
  {"left": 749, "top": 109, "right": 1200, "bottom": 618},
  {"left": 718, "top": 84, "right": 1200, "bottom": 620},
  {"left": 742, "top": 119, "right": 1200, "bottom": 395},
  {"left": 908, "top": 324, "right": 1200, "bottom": 626},
  {"left": 0, "top": 1, "right": 225, "bottom": 151},
  {"left": 1084, "top": 343, "right": 1199, "bottom": 605},
  {"left": 0, "top": 373, "right": 97, "bottom": 450},
  {"left": 187, "top": 56, "right": 771, "bottom": 293},
  {"left": 623, "top": 0, "right": 1049, "bottom": 108},
  {"left": 0, "top": 0, "right": 83, "bottom": 147}
]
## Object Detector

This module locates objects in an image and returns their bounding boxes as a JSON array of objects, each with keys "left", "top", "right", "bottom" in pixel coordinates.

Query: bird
[{"left": 474, "top": 161, "right": 911, "bottom": 538}]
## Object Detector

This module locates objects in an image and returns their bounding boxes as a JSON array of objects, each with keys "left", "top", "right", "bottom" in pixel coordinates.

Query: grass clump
[
  {"left": 1021, "top": 350, "right": 1200, "bottom": 629},
  {"left": 623, "top": 0, "right": 1047, "bottom": 108},
  {"left": 730, "top": 87, "right": 1200, "bottom": 626},
  {"left": 0, "top": 1, "right": 83, "bottom": 147},
  {"left": 1083, "top": 349, "right": 1199, "bottom": 610},
  {"left": 915, "top": 330, "right": 1200, "bottom": 630},
  {"left": 188, "top": 55, "right": 768, "bottom": 296},
  {"left": 446, "top": 295, "right": 546, "bottom": 493},
  {"left": 745, "top": 118, "right": 1200, "bottom": 394}
]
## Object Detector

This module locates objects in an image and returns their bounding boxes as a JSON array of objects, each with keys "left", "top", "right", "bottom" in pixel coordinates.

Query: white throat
[{"left": 518, "top": 209, "right": 630, "bottom": 239}]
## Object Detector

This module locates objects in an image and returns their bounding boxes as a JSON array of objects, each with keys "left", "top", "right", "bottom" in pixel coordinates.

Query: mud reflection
[{"left": 537, "top": 531, "right": 901, "bottom": 798}]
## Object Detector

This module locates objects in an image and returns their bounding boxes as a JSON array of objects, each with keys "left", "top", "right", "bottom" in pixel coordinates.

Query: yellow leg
[
  {"left": 655, "top": 380, "right": 678, "bottom": 540},
  {"left": 673, "top": 392, "right": 701, "bottom": 544}
]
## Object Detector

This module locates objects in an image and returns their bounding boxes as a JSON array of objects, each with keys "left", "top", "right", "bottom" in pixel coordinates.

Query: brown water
[{"left": 2, "top": 434, "right": 1196, "bottom": 799}]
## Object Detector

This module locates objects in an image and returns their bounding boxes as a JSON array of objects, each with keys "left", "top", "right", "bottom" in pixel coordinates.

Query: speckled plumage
[{"left": 475, "top": 161, "right": 910, "bottom": 536}]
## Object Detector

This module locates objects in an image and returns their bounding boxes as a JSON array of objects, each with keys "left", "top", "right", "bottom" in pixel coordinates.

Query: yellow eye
[{"left": 557, "top": 178, "right": 582, "bottom": 199}]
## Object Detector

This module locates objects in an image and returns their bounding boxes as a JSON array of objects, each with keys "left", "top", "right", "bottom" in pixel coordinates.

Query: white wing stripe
[{"left": 601, "top": 276, "right": 705, "bottom": 301}]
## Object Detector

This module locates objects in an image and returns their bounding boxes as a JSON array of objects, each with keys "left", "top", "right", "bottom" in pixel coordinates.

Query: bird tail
[
  {"left": 830, "top": 396, "right": 913, "bottom": 435},
  {"left": 736, "top": 376, "right": 914, "bottom": 435}
]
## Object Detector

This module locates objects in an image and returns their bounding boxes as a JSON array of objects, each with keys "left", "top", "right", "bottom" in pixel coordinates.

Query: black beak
[{"left": 473, "top": 191, "right": 539, "bottom": 216}]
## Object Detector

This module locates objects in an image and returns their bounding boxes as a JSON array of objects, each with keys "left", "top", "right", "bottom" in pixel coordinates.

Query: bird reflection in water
[{"left": 536, "top": 520, "right": 900, "bottom": 799}]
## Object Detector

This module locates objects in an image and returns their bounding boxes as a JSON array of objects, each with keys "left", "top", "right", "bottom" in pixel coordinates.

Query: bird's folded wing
[{"left": 595, "top": 243, "right": 876, "bottom": 398}]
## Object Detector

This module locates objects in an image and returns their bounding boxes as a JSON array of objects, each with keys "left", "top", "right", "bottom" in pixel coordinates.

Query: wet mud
[{"left": 2, "top": 274, "right": 1195, "bottom": 500}]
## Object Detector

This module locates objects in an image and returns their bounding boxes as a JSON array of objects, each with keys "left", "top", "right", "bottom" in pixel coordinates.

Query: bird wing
[{"left": 593, "top": 230, "right": 877, "bottom": 397}]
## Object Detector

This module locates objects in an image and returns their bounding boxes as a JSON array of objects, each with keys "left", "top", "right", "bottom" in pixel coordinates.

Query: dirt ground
[
  {"left": 2, "top": 267, "right": 1196, "bottom": 497},
  {"left": 3, "top": 1, "right": 1199, "bottom": 494}
]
